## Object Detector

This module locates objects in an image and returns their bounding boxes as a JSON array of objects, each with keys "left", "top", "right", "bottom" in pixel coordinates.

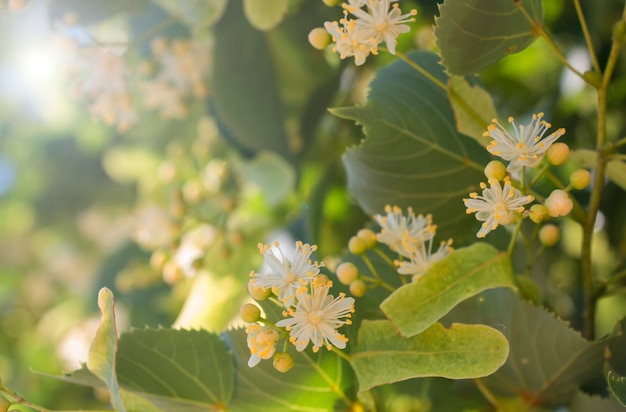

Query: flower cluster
[
  {"left": 244, "top": 241, "right": 355, "bottom": 371},
  {"left": 323, "top": 0, "right": 417, "bottom": 65}
]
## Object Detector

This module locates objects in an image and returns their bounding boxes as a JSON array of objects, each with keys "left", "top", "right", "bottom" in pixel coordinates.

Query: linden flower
[
  {"left": 276, "top": 281, "right": 355, "bottom": 353},
  {"left": 374, "top": 205, "right": 434, "bottom": 258},
  {"left": 324, "top": 14, "right": 376, "bottom": 66},
  {"left": 397, "top": 238, "right": 453, "bottom": 282},
  {"left": 485, "top": 113, "right": 566, "bottom": 172},
  {"left": 347, "top": 0, "right": 418, "bottom": 55},
  {"left": 245, "top": 324, "right": 280, "bottom": 368},
  {"left": 249, "top": 241, "right": 320, "bottom": 307},
  {"left": 464, "top": 178, "right": 534, "bottom": 238}
]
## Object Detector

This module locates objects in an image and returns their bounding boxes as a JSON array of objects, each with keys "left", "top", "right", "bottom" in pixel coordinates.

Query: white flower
[
  {"left": 374, "top": 205, "right": 434, "bottom": 258},
  {"left": 485, "top": 113, "right": 566, "bottom": 172},
  {"left": 324, "top": 14, "right": 376, "bottom": 66},
  {"left": 245, "top": 324, "right": 280, "bottom": 367},
  {"left": 463, "top": 177, "right": 534, "bottom": 238},
  {"left": 347, "top": 0, "right": 417, "bottom": 55},
  {"left": 249, "top": 241, "right": 320, "bottom": 307},
  {"left": 397, "top": 238, "right": 453, "bottom": 281},
  {"left": 276, "top": 281, "right": 355, "bottom": 352}
]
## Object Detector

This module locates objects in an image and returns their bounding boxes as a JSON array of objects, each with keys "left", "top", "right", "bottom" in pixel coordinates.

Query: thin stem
[
  {"left": 372, "top": 246, "right": 396, "bottom": 268},
  {"left": 474, "top": 378, "right": 501, "bottom": 409},
  {"left": 361, "top": 253, "right": 395, "bottom": 292},
  {"left": 608, "top": 153, "right": 626, "bottom": 160},
  {"left": 394, "top": 51, "right": 447, "bottom": 90},
  {"left": 506, "top": 218, "right": 524, "bottom": 258},
  {"left": 527, "top": 163, "right": 552, "bottom": 188},
  {"left": 331, "top": 346, "right": 352, "bottom": 362},
  {"left": 573, "top": 0, "right": 601, "bottom": 72},
  {"left": 608, "top": 136, "right": 626, "bottom": 149}
]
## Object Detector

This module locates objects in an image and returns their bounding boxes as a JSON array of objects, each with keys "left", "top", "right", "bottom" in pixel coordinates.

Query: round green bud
[
  {"left": 546, "top": 142, "right": 570, "bottom": 166},
  {"left": 322, "top": 0, "right": 340, "bottom": 6},
  {"left": 248, "top": 281, "right": 272, "bottom": 301},
  {"left": 348, "top": 236, "right": 367, "bottom": 255},
  {"left": 336, "top": 262, "right": 359, "bottom": 285},
  {"left": 308, "top": 27, "right": 330, "bottom": 50},
  {"left": 273, "top": 352, "right": 294, "bottom": 373},
  {"left": 484, "top": 160, "right": 507, "bottom": 181},
  {"left": 545, "top": 189, "right": 573, "bottom": 217},
  {"left": 569, "top": 169, "right": 591, "bottom": 190},
  {"left": 539, "top": 224, "right": 560, "bottom": 247},
  {"left": 528, "top": 204, "right": 548, "bottom": 224},
  {"left": 582, "top": 70, "right": 603, "bottom": 88},
  {"left": 357, "top": 228, "right": 377, "bottom": 249},
  {"left": 349, "top": 279, "right": 367, "bottom": 297},
  {"left": 240, "top": 303, "right": 261, "bottom": 323}
]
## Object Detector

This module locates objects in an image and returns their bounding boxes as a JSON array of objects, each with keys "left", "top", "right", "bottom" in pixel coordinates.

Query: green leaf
[
  {"left": 569, "top": 391, "right": 625, "bottom": 412},
  {"left": 336, "top": 51, "right": 490, "bottom": 240},
  {"left": 150, "top": 0, "right": 227, "bottom": 29},
  {"left": 570, "top": 149, "right": 626, "bottom": 191},
  {"left": 223, "top": 328, "right": 351, "bottom": 411},
  {"left": 243, "top": 0, "right": 289, "bottom": 31},
  {"left": 87, "top": 288, "right": 127, "bottom": 412},
  {"left": 115, "top": 328, "right": 234, "bottom": 411},
  {"left": 380, "top": 243, "right": 516, "bottom": 337},
  {"left": 434, "top": 0, "right": 543, "bottom": 75},
  {"left": 240, "top": 151, "right": 296, "bottom": 207},
  {"left": 443, "top": 289, "right": 610, "bottom": 406},
  {"left": 213, "top": 0, "right": 293, "bottom": 162},
  {"left": 608, "top": 370, "right": 626, "bottom": 407},
  {"left": 447, "top": 76, "right": 498, "bottom": 146},
  {"left": 350, "top": 320, "right": 509, "bottom": 391}
]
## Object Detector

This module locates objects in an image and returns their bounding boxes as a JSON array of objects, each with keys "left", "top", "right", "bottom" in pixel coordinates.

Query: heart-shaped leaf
[{"left": 447, "top": 76, "right": 498, "bottom": 146}]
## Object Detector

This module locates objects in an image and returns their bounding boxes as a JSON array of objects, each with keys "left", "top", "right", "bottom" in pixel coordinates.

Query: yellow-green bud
[
  {"left": 569, "top": 169, "right": 591, "bottom": 190},
  {"left": 349, "top": 279, "right": 366, "bottom": 297},
  {"left": 484, "top": 160, "right": 506, "bottom": 181},
  {"left": 308, "top": 27, "right": 330, "bottom": 50},
  {"left": 273, "top": 353, "right": 294, "bottom": 373},
  {"left": 582, "top": 70, "right": 603, "bottom": 88},
  {"left": 357, "top": 228, "right": 377, "bottom": 249},
  {"left": 348, "top": 236, "right": 367, "bottom": 255},
  {"left": 546, "top": 142, "right": 570, "bottom": 166},
  {"left": 248, "top": 281, "right": 272, "bottom": 301},
  {"left": 539, "top": 224, "right": 560, "bottom": 247},
  {"left": 0, "top": 395, "right": 10, "bottom": 412},
  {"left": 313, "top": 274, "right": 330, "bottom": 286},
  {"left": 336, "top": 262, "right": 359, "bottom": 285},
  {"left": 545, "top": 189, "right": 573, "bottom": 217},
  {"left": 322, "top": 0, "right": 340, "bottom": 6},
  {"left": 528, "top": 204, "right": 548, "bottom": 224},
  {"left": 240, "top": 303, "right": 261, "bottom": 323}
]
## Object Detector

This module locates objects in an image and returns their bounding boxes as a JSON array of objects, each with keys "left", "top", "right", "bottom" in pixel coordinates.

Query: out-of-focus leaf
[
  {"left": 243, "top": 0, "right": 289, "bottom": 31},
  {"left": 48, "top": 0, "right": 149, "bottom": 23},
  {"left": 571, "top": 149, "right": 626, "bottom": 191},
  {"left": 381, "top": 243, "right": 516, "bottom": 337},
  {"left": 336, "top": 52, "right": 490, "bottom": 241},
  {"left": 87, "top": 288, "right": 126, "bottom": 412},
  {"left": 223, "top": 328, "right": 351, "bottom": 411},
  {"left": 569, "top": 391, "right": 625, "bottom": 412},
  {"left": 442, "top": 289, "right": 610, "bottom": 406},
  {"left": 240, "top": 151, "right": 295, "bottom": 207},
  {"left": 150, "top": 0, "right": 227, "bottom": 29},
  {"left": 213, "top": 0, "right": 293, "bottom": 162},
  {"left": 350, "top": 320, "right": 509, "bottom": 391},
  {"left": 434, "top": 0, "right": 543, "bottom": 74},
  {"left": 607, "top": 370, "right": 626, "bottom": 406},
  {"left": 447, "top": 76, "right": 498, "bottom": 146},
  {"left": 116, "top": 328, "right": 234, "bottom": 411}
]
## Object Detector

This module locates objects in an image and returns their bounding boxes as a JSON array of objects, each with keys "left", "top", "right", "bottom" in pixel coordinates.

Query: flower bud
[
  {"left": 546, "top": 143, "right": 570, "bottom": 166},
  {"left": 248, "top": 281, "right": 272, "bottom": 301},
  {"left": 348, "top": 236, "right": 367, "bottom": 255},
  {"left": 308, "top": 27, "right": 330, "bottom": 50},
  {"left": 349, "top": 279, "right": 366, "bottom": 297},
  {"left": 545, "top": 189, "right": 573, "bottom": 217},
  {"left": 357, "top": 228, "right": 377, "bottom": 249},
  {"left": 484, "top": 160, "right": 506, "bottom": 181},
  {"left": 539, "top": 224, "right": 560, "bottom": 247},
  {"left": 240, "top": 303, "right": 261, "bottom": 323},
  {"left": 583, "top": 70, "right": 603, "bottom": 88},
  {"left": 336, "top": 262, "right": 359, "bottom": 285},
  {"left": 313, "top": 274, "right": 331, "bottom": 287},
  {"left": 528, "top": 204, "right": 548, "bottom": 224},
  {"left": 569, "top": 169, "right": 591, "bottom": 190},
  {"left": 273, "top": 353, "right": 294, "bottom": 373},
  {"left": 322, "top": 0, "right": 340, "bottom": 6}
]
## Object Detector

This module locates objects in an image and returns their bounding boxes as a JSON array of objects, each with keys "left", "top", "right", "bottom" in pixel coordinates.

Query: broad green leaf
[
  {"left": 570, "top": 149, "right": 626, "bottom": 191},
  {"left": 608, "top": 370, "right": 626, "bottom": 407},
  {"left": 442, "top": 289, "right": 610, "bottom": 406},
  {"left": 380, "top": 243, "right": 516, "bottom": 337},
  {"left": 87, "top": 288, "right": 127, "bottom": 412},
  {"left": 244, "top": 0, "right": 289, "bottom": 31},
  {"left": 213, "top": 0, "right": 293, "bottom": 162},
  {"left": 150, "top": 0, "right": 227, "bottom": 29},
  {"left": 240, "top": 151, "right": 296, "bottom": 207},
  {"left": 223, "top": 328, "right": 352, "bottom": 411},
  {"left": 434, "top": 0, "right": 543, "bottom": 75},
  {"left": 350, "top": 320, "right": 509, "bottom": 391},
  {"left": 116, "top": 328, "right": 234, "bottom": 411},
  {"left": 336, "top": 51, "right": 490, "bottom": 240},
  {"left": 447, "top": 76, "right": 498, "bottom": 146},
  {"left": 569, "top": 391, "right": 625, "bottom": 412}
]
